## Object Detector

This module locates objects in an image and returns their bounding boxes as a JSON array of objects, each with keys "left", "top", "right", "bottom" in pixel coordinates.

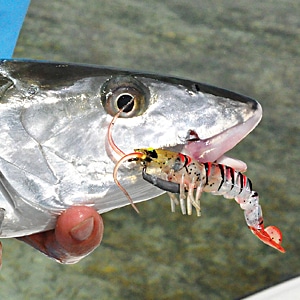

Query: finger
[
  {"left": 55, "top": 206, "right": 104, "bottom": 259},
  {"left": 17, "top": 206, "right": 104, "bottom": 264}
]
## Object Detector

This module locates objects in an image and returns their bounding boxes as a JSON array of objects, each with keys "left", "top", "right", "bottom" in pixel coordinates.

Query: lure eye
[{"left": 101, "top": 76, "right": 150, "bottom": 117}]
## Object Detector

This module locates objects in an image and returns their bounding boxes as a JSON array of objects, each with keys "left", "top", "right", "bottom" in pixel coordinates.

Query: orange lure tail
[{"left": 250, "top": 225, "right": 285, "bottom": 253}]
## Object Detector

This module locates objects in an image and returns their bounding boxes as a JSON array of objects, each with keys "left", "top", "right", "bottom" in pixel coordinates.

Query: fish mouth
[
  {"left": 164, "top": 89, "right": 263, "bottom": 172},
  {"left": 180, "top": 110, "right": 262, "bottom": 172}
]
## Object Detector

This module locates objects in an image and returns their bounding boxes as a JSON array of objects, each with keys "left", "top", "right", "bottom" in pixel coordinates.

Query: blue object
[{"left": 0, "top": 0, "right": 31, "bottom": 58}]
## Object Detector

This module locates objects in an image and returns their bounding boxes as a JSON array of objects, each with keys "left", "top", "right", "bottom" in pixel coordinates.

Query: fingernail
[{"left": 70, "top": 217, "right": 94, "bottom": 241}]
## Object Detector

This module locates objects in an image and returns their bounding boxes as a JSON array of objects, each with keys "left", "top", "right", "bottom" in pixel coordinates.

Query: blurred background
[{"left": 0, "top": 0, "right": 299, "bottom": 299}]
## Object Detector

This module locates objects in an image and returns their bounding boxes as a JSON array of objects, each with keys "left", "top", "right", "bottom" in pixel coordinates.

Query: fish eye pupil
[
  {"left": 101, "top": 76, "right": 150, "bottom": 117},
  {"left": 117, "top": 94, "right": 134, "bottom": 112}
]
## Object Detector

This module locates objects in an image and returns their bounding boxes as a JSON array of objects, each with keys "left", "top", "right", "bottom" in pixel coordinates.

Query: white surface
[{"left": 242, "top": 276, "right": 300, "bottom": 300}]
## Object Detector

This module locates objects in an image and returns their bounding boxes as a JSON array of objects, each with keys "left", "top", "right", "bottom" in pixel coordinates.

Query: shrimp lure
[{"left": 108, "top": 103, "right": 285, "bottom": 253}]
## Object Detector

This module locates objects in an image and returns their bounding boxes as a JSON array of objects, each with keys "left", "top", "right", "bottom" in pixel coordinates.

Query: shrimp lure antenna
[{"left": 106, "top": 99, "right": 141, "bottom": 214}]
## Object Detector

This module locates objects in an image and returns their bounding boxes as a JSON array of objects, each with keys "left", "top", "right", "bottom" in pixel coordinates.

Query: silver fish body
[{"left": 0, "top": 60, "right": 262, "bottom": 237}]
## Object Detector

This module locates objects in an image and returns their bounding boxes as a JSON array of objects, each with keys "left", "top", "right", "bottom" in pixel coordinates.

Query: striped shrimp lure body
[
  {"left": 108, "top": 101, "right": 285, "bottom": 253},
  {"left": 135, "top": 148, "right": 285, "bottom": 253}
]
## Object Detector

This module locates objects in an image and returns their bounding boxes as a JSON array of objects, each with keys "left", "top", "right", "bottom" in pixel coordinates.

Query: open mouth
[
  {"left": 179, "top": 98, "right": 262, "bottom": 172},
  {"left": 182, "top": 127, "right": 251, "bottom": 172}
]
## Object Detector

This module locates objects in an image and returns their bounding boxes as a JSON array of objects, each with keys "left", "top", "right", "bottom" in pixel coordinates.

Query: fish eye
[{"left": 101, "top": 76, "right": 150, "bottom": 117}]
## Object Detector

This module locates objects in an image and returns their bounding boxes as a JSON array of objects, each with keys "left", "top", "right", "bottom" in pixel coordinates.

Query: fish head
[
  {"left": 101, "top": 71, "right": 262, "bottom": 209},
  {"left": 105, "top": 73, "right": 262, "bottom": 165}
]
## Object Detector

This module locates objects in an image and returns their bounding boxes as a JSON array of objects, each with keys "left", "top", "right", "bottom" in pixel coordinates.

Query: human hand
[{"left": 17, "top": 206, "right": 104, "bottom": 264}]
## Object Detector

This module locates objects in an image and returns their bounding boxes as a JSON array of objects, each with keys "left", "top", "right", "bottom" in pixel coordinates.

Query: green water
[{"left": 0, "top": 0, "right": 299, "bottom": 299}]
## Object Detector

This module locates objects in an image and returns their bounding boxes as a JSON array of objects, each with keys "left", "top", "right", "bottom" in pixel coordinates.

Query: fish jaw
[{"left": 183, "top": 100, "right": 262, "bottom": 169}]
